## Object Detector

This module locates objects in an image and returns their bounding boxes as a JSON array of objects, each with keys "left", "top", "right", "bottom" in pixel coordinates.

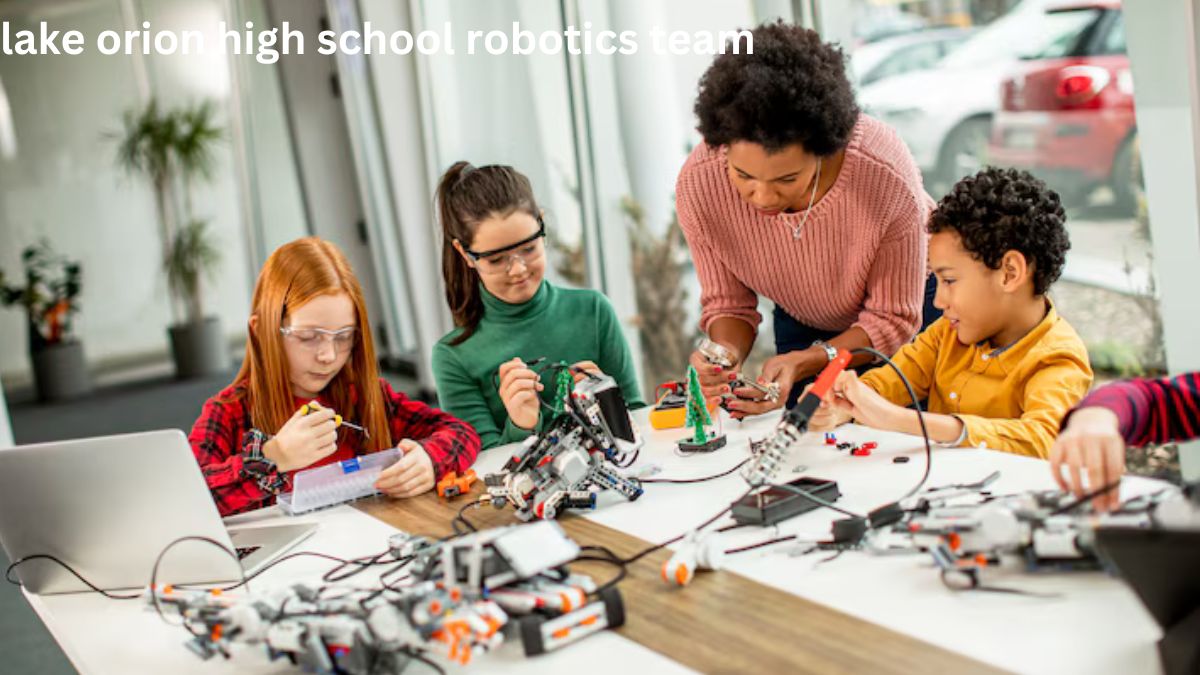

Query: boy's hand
[
  {"left": 498, "top": 357, "right": 543, "bottom": 431},
  {"left": 805, "top": 383, "right": 852, "bottom": 431},
  {"left": 1050, "top": 407, "right": 1125, "bottom": 512},
  {"left": 375, "top": 440, "right": 434, "bottom": 498},
  {"left": 827, "top": 371, "right": 903, "bottom": 430}
]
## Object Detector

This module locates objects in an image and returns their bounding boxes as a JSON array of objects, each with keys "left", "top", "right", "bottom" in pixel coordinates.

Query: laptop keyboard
[{"left": 235, "top": 545, "right": 261, "bottom": 561}]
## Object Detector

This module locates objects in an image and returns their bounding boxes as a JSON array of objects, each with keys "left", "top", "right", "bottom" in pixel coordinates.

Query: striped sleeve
[{"left": 1070, "top": 372, "right": 1200, "bottom": 447}]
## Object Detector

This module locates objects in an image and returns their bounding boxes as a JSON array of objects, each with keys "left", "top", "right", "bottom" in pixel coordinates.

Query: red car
[{"left": 988, "top": 1, "right": 1139, "bottom": 211}]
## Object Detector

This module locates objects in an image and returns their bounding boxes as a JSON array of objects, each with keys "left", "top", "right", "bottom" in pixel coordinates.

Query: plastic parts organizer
[{"left": 277, "top": 448, "right": 402, "bottom": 515}]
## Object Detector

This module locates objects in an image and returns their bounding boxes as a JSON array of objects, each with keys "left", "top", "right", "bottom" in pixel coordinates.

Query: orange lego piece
[{"left": 437, "top": 469, "right": 477, "bottom": 499}]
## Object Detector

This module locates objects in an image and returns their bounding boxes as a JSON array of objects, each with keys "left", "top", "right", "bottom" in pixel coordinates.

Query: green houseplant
[
  {"left": 0, "top": 240, "right": 92, "bottom": 401},
  {"left": 114, "top": 99, "right": 228, "bottom": 378}
]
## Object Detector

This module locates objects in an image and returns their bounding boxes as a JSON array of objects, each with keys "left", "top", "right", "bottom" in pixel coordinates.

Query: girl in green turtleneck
[{"left": 431, "top": 162, "right": 644, "bottom": 450}]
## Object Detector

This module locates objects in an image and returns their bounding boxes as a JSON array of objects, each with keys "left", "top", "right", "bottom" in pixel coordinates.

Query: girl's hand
[
  {"left": 827, "top": 371, "right": 903, "bottom": 430},
  {"left": 374, "top": 440, "right": 435, "bottom": 497},
  {"left": 570, "top": 360, "right": 604, "bottom": 383},
  {"left": 1050, "top": 407, "right": 1125, "bottom": 512},
  {"left": 263, "top": 405, "right": 339, "bottom": 473},
  {"left": 498, "top": 357, "right": 542, "bottom": 431}
]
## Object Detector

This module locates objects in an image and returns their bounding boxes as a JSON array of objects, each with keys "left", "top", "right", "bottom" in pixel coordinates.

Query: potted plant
[
  {"left": 114, "top": 99, "right": 228, "bottom": 378},
  {"left": 0, "top": 240, "right": 92, "bottom": 401}
]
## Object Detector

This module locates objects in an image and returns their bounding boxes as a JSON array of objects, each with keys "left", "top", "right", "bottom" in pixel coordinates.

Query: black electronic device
[
  {"left": 731, "top": 477, "right": 841, "bottom": 526},
  {"left": 1095, "top": 526, "right": 1200, "bottom": 674}
]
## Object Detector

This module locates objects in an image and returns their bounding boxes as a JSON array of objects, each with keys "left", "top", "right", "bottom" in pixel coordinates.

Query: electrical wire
[
  {"left": 5, "top": 555, "right": 143, "bottom": 600},
  {"left": 1048, "top": 481, "right": 1122, "bottom": 516},
  {"left": 641, "top": 459, "right": 749, "bottom": 484},
  {"left": 849, "top": 347, "right": 933, "bottom": 500},
  {"left": 771, "top": 482, "right": 865, "bottom": 519}
]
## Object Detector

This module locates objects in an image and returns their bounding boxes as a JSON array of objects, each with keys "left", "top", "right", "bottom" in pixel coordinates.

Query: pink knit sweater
[{"left": 676, "top": 114, "right": 933, "bottom": 356}]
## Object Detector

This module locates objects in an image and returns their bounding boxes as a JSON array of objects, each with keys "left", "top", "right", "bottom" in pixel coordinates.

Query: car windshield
[
  {"left": 1020, "top": 8, "right": 1104, "bottom": 59},
  {"left": 939, "top": 0, "right": 1068, "bottom": 68},
  {"left": 851, "top": 42, "right": 895, "bottom": 81}
]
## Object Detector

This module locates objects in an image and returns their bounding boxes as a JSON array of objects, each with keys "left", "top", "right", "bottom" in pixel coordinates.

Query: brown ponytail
[{"left": 435, "top": 161, "right": 540, "bottom": 345}]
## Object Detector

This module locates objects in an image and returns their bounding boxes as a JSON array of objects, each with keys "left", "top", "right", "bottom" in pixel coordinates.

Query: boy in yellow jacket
[{"left": 810, "top": 167, "right": 1092, "bottom": 458}]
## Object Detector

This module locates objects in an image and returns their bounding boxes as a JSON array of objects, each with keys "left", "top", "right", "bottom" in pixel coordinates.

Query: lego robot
[
  {"left": 149, "top": 521, "right": 625, "bottom": 672},
  {"left": 485, "top": 374, "right": 645, "bottom": 520}
]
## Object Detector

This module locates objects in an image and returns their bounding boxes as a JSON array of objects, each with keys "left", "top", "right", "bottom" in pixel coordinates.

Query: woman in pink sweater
[{"left": 679, "top": 22, "right": 937, "bottom": 417}]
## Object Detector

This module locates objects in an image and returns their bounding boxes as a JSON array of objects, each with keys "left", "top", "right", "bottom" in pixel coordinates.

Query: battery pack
[{"left": 730, "top": 477, "right": 842, "bottom": 526}]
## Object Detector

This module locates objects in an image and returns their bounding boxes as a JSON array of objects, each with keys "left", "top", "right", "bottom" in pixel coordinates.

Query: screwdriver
[{"left": 299, "top": 402, "right": 370, "bottom": 439}]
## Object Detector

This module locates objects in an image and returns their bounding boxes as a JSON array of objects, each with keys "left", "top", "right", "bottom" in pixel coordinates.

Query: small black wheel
[
  {"left": 519, "top": 614, "right": 547, "bottom": 656},
  {"left": 600, "top": 586, "right": 625, "bottom": 629}
]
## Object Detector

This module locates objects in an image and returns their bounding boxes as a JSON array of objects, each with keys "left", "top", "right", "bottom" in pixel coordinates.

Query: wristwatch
[{"left": 811, "top": 340, "right": 838, "bottom": 363}]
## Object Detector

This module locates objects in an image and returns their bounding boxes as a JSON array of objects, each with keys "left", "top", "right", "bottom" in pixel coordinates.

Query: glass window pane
[
  {"left": 416, "top": 0, "right": 586, "bottom": 287},
  {"left": 0, "top": 0, "right": 167, "bottom": 375}
]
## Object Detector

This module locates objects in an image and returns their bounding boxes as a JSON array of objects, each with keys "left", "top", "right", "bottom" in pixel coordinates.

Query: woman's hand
[
  {"left": 826, "top": 371, "right": 904, "bottom": 430},
  {"left": 263, "top": 405, "right": 339, "bottom": 473},
  {"left": 688, "top": 346, "right": 736, "bottom": 407},
  {"left": 498, "top": 357, "right": 543, "bottom": 431},
  {"left": 725, "top": 351, "right": 805, "bottom": 419},
  {"left": 374, "top": 440, "right": 435, "bottom": 498},
  {"left": 1050, "top": 407, "right": 1125, "bottom": 512}
]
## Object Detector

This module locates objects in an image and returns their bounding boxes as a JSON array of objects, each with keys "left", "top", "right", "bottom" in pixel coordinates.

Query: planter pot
[
  {"left": 31, "top": 340, "right": 92, "bottom": 402},
  {"left": 168, "top": 316, "right": 229, "bottom": 379}
]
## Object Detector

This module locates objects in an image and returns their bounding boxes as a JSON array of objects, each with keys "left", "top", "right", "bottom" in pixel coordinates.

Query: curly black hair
[
  {"left": 693, "top": 21, "right": 859, "bottom": 155},
  {"left": 929, "top": 167, "right": 1070, "bottom": 295}
]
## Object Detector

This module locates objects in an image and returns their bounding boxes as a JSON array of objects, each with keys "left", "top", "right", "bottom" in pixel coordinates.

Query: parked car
[
  {"left": 988, "top": 1, "right": 1137, "bottom": 211},
  {"left": 851, "top": 28, "right": 976, "bottom": 88},
  {"left": 859, "top": 0, "right": 1054, "bottom": 192},
  {"left": 853, "top": 7, "right": 928, "bottom": 45}
]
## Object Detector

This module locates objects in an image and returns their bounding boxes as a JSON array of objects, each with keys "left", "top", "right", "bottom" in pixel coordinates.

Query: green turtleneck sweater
[{"left": 432, "top": 280, "right": 645, "bottom": 450}]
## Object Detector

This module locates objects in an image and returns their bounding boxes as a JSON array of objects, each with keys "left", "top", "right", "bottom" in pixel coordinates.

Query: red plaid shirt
[{"left": 189, "top": 379, "right": 480, "bottom": 516}]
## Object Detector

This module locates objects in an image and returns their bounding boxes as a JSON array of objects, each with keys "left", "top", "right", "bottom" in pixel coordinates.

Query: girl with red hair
[{"left": 189, "top": 237, "right": 479, "bottom": 516}]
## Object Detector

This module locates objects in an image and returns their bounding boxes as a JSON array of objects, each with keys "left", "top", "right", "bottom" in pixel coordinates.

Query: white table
[{"left": 24, "top": 408, "right": 1164, "bottom": 675}]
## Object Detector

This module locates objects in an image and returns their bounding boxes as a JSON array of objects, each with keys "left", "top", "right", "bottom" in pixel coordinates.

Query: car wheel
[
  {"left": 1112, "top": 134, "right": 1144, "bottom": 217},
  {"left": 937, "top": 117, "right": 993, "bottom": 189}
]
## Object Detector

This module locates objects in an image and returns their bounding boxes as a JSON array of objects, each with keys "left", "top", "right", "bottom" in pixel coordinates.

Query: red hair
[{"left": 225, "top": 237, "right": 391, "bottom": 450}]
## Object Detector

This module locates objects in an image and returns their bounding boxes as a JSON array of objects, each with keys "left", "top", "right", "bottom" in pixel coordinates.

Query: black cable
[
  {"left": 620, "top": 488, "right": 751, "bottom": 564},
  {"left": 321, "top": 549, "right": 398, "bottom": 583},
  {"left": 1049, "top": 481, "right": 1122, "bottom": 516},
  {"left": 771, "top": 482, "right": 865, "bottom": 519},
  {"left": 724, "top": 535, "right": 797, "bottom": 555},
  {"left": 149, "top": 536, "right": 246, "bottom": 627},
  {"left": 5, "top": 555, "right": 142, "bottom": 600},
  {"left": 848, "top": 347, "right": 934, "bottom": 500},
  {"left": 406, "top": 648, "right": 448, "bottom": 675},
  {"left": 642, "top": 459, "right": 749, "bottom": 484},
  {"left": 453, "top": 497, "right": 487, "bottom": 534}
]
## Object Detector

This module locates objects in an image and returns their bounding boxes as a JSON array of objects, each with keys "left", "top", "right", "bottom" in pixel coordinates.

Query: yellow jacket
[{"left": 860, "top": 302, "right": 1093, "bottom": 458}]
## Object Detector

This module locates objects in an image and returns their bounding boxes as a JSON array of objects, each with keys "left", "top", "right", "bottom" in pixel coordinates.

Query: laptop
[
  {"left": 0, "top": 429, "right": 316, "bottom": 594},
  {"left": 1095, "top": 526, "right": 1200, "bottom": 673}
]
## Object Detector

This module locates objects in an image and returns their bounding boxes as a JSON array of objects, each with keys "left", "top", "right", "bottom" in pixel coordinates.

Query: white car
[
  {"left": 859, "top": 0, "right": 1055, "bottom": 191},
  {"left": 851, "top": 28, "right": 974, "bottom": 88}
]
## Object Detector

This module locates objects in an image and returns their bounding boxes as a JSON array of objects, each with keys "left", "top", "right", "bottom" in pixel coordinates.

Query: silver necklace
[{"left": 791, "top": 158, "right": 822, "bottom": 240}]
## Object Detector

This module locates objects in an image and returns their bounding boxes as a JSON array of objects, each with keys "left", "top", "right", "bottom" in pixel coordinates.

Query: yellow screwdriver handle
[{"left": 300, "top": 402, "right": 343, "bottom": 427}]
